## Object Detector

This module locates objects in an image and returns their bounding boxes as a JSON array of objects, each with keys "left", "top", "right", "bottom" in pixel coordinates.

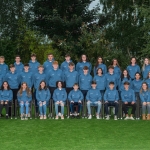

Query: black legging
[{"left": 0, "top": 101, "right": 12, "bottom": 115}]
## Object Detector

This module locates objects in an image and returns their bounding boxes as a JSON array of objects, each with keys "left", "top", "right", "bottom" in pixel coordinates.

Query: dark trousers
[
  {"left": 122, "top": 102, "right": 136, "bottom": 115},
  {"left": 105, "top": 101, "right": 119, "bottom": 115},
  {"left": 0, "top": 101, "right": 11, "bottom": 115},
  {"left": 66, "top": 87, "right": 73, "bottom": 95},
  {"left": 34, "top": 90, "right": 39, "bottom": 113},
  {"left": 70, "top": 102, "right": 82, "bottom": 114},
  {"left": 81, "top": 90, "right": 88, "bottom": 100}
]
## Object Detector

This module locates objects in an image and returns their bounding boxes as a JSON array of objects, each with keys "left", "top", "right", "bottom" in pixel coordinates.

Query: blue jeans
[
  {"left": 87, "top": 101, "right": 101, "bottom": 115},
  {"left": 70, "top": 102, "right": 82, "bottom": 113},
  {"left": 19, "top": 101, "right": 29, "bottom": 115},
  {"left": 55, "top": 102, "right": 65, "bottom": 116},
  {"left": 38, "top": 101, "right": 47, "bottom": 115},
  {"left": 105, "top": 101, "right": 118, "bottom": 115}
]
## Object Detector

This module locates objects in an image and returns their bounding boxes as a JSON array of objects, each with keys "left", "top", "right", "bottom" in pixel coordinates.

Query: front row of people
[{"left": 0, "top": 80, "right": 150, "bottom": 120}]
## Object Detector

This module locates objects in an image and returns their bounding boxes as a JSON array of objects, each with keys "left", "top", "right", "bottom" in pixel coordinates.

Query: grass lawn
[{"left": 0, "top": 116, "right": 150, "bottom": 150}]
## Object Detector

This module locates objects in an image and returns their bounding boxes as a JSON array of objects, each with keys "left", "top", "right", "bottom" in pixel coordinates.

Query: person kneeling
[
  {"left": 68, "top": 83, "right": 83, "bottom": 119},
  {"left": 104, "top": 82, "right": 119, "bottom": 120},
  {"left": 36, "top": 81, "right": 51, "bottom": 119},
  {"left": 86, "top": 81, "right": 102, "bottom": 119}
]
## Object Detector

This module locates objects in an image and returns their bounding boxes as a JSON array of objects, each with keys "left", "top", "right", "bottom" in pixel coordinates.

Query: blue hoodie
[
  {"left": 0, "top": 74, "right": 4, "bottom": 87},
  {"left": 17, "top": 90, "right": 32, "bottom": 102},
  {"left": 104, "top": 89, "right": 119, "bottom": 102},
  {"left": 121, "top": 89, "right": 135, "bottom": 102},
  {"left": 63, "top": 70, "right": 79, "bottom": 88},
  {"left": 76, "top": 62, "right": 92, "bottom": 74},
  {"left": 145, "top": 78, "right": 150, "bottom": 88},
  {"left": 142, "top": 65, "right": 150, "bottom": 79},
  {"left": 47, "top": 69, "right": 63, "bottom": 87},
  {"left": 36, "top": 88, "right": 51, "bottom": 102},
  {"left": 127, "top": 64, "right": 140, "bottom": 79},
  {"left": 33, "top": 72, "right": 47, "bottom": 89},
  {"left": 119, "top": 77, "right": 132, "bottom": 91},
  {"left": 29, "top": 60, "right": 40, "bottom": 74},
  {"left": 20, "top": 71, "right": 33, "bottom": 88},
  {"left": 53, "top": 88, "right": 67, "bottom": 102},
  {"left": 60, "top": 60, "right": 73, "bottom": 73},
  {"left": 43, "top": 59, "right": 54, "bottom": 74},
  {"left": 93, "top": 63, "right": 107, "bottom": 76},
  {"left": 14, "top": 62, "right": 24, "bottom": 74},
  {"left": 105, "top": 73, "right": 118, "bottom": 89},
  {"left": 79, "top": 73, "right": 92, "bottom": 90},
  {"left": 113, "top": 66, "right": 121, "bottom": 79},
  {"left": 0, "top": 89, "right": 13, "bottom": 101},
  {"left": 93, "top": 75, "right": 106, "bottom": 90},
  {"left": 0, "top": 63, "right": 8, "bottom": 76},
  {"left": 86, "top": 88, "right": 102, "bottom": 102},
  {"left": 5, "top": 72, "right": 20, "bottom": 89},
  {"left": 131, "top": 79, "right": 143, "bottom": 92},
  {"left": 68, "top": 89, "right": 84, "bottom": 102},
  {"left": 140, "top": 90, "right": 150, "bottom": 102}
]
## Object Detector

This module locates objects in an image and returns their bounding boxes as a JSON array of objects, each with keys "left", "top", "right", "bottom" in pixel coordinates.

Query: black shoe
[
  {"left": 76, "top": 115, "right": 80, "bottom": 119},
  {"left": 6, "top": 115, "right": 9, "bottom": 119},
  {"left": 1, "top": 114, "right": 4, "bottom": 117},
  {"left": 71, "top": 115, "right": 75, "bottom": 119}
]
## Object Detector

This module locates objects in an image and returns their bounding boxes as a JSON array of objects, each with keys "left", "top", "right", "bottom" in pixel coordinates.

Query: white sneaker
[
  {"left": 114, "top": 115, "right": 117, "bottom": 120},
  {"left": 106, "top": 115, "right": 110, "bottom": 120},
  {"left": 58, "top": 112, "right": 61, "bottom": 117},
  {"left": 96, "top": 115, "right": 100, "bottom": 119},
  {"left": 40, "top": 115, "right": 43, "bottom": 119},
  {"left": 124, "top": 116, "right": 129, "bottom": 120},
  {"left": 129, "top": 116, "right": 135, "bottom": 120},
  {"left": 88, "top": 115, "right": 92, "bottom": 119}
]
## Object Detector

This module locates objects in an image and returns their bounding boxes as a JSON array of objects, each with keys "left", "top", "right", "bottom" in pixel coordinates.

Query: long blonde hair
[
  {"left": 142, "top": 57, "right": 150, "bottom": 71},
  {"left": 18, "top": 82, "right": 31, "bottom": 96}
]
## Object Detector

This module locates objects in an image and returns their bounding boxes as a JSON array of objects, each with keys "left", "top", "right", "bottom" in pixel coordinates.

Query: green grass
[{"left": 0, "top": 116, "right": 150, "bottom": 150}]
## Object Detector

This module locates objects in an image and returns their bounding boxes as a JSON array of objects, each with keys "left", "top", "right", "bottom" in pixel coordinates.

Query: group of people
[{"left": 0, "top": 53, "right": 150, "bottom": 120}]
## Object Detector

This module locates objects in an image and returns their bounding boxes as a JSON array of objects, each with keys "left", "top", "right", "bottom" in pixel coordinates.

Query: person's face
[
  {"left": 40, "top": 82, "right": 45, "bottom": 88},
  {"left": 69, "top": 65, "right": 74, "bottom": 70},
  {"left": 3, "top": 82, "right": 8, "bottom": 89},
  {"left": 58, "top": 82, "right": 62, "bottom": 88},
  {"left": 97, "top": 69, "right": 102, "bottom": 75},
  {"left": 15, "top": 57, "right": 21, "bottom": 63},
  {"left": 24, "top": 66, "right": 29, "bottom": 71},
  {"left": 38, "top": 67, "right": 44, "bottom": 72},
  {"left": 113, "top": 60, "right": 117, "bottom": 65},
  {"left": 82, "top": 55, "right": 86, "bottom": 61},
  {"left": 109, "top": 84, "right": 114, "bottom": 90},
  {"left": 91, "top": 84, "right": 97, "bottom": 89},
  {"left": 22, "top": 83, "right": 27, "bottom": 90},
  {"left": 124, "top": 84, "right": 129, "bottom": 90},
  {"left": 142, "top": 83, "right": 147, "bottom": 91},
  {"left": 73, "top": 85, "right": 78, "bottom": 90},
  {"left": 109, "top": 68, "right": 114, "bottom": 74},
  {"left": 31, "top": 56, "right": 36, "bottom": 61},
  {"left": 48, "top": 55, "right": 53, "bottom": 61},
  {"left": 65, "top": 56, "right": 70, "bottom": 62},
  {"left": 98, "top": 58, "right": 102, "bottom": 63},
  {"left": 83, "top": 69, "right": 88, "bottom": 74},
  {"left": 0, "top": 58, "right": 4, "bottom": 63},
  {"left": 135, "top": 74, "right": 140, "bottom": 80},
  {"left": 144, "top": 58, "right": 149, "bottom": 65},
  {"left": 131, "top": 58, "right": 136, "bottom": 64},
  {"left": 53, "top": 64, "right": 58, "bottom": 70},
  {"left": 10, "top": 67, "right": 15, "bottom": 72},
  {"left": 123, "top": 70, "right": 128, "bottom": 76}
]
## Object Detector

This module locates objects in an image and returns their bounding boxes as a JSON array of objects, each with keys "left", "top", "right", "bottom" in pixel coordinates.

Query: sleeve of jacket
[
  {"left": 68, "top": 91, "right": 72, "bottom": 101},
  {"left": 45, "top": 89, "right": 51, "bottom": 102}
]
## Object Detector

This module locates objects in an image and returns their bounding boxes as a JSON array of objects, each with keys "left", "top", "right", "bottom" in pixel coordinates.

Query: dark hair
[
  {"left": 38, "top": 80, "right": 48, "bottom": 90},
  {"left": 24, "top": 63, "right": 29, "bottom": 67},
  {"left": 91, "top": 81, "right": 97, "bottom": 84},
  {"left": 56, "top": 81, "right": 64, "bottom": 88},
  {"left": 83, "top": 66, "right": 89, "bottom": 70},
  {"left": 95, "top": 56, "right": 104, "bottom": 68},
  {"left": 109, "top": 82, "right": 114, "bottom": 85},
  {"left": 31, "top": 53, "right": 36, "bottom": 57},
  {"left": 96, "top": 68, "right": 103, "bottom": 75},
  {"left": 111, "top": 58, "right": 121, "bottom": 69},
  {"left": 130, "top": 57, "right": 137, "bottom": 64},
  {"left": 135, "top": 72, "right": 141, "bottom": 77},
  {"left": 1, "top": 81, "right": 10, "bottom": 90},
  {"left": 108, "top": 65, "right": 114, "bottom": 70},
  {"left": 9, "top": 64, "right": 15, "bottom": 68},
  {"left": 73, "top": 83, "right": 79, "bottom": 86},
  {"left": 15, "top": 55, "right": 21, "bottom": 58},
  {"left": 79, "top": 54, "right": 89, "bottom": 62},
  {"left": 65, "top": 54, "right": 70, "bottom": 57},
  {"left": 121, "top": 69, "right": 130, "bottom": 81},
  {"left": 140, "top": 82, "right": 149, "bottom": 93},
  {"left": 124, "top": 81, "right": 130, "bottom": 85},
  {"left": 69, "top": 62, "right": 75, "bottom": 66},
  {"left": 47, "top": 53, "right": 53, "bottom": 56}
]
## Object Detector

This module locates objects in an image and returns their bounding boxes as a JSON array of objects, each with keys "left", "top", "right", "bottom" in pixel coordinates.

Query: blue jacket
[
  {"left": 131, "top": 79, "right": 143, "bottom": 92},
  {"left": 0, "top": 90, "right": 13, "bottom": 101},
  {"left": 68, "top": 89, "right": 84, "bottom": 102},
  {"left": 0, "top": 74, "right": 4, "bottom": 88},
  {"left": 33, "top": 72, "right": 47, "bottom": 89},
  {"left": 114, "top": 66, "right": 121, "bottom": 79},
  {"left": 142, "top": 65, "right": 150, "bottom": 79},
  {"left": 76, "top": 62, "right": 92, "bottom": 74},
  {"left": 5, "top": 72, "right": 20, "bottom": 89},
  {"left": 93, "top": 63, "right": 107, "bottom": 76},
  {"left": 93, "top": 75, "right": 106, "bottom": 90},
  {"left": 104, "top": 89, "right": 119, "bottom": 102},
  {"left": 121, "top": 89, "right": 135, "bottom": 102},
  {"left": 43, "top": 59, "right": 54, "bottom": 74},
  {"left": 119, "top": 77, "right": 132, "bottom": 91},
  {"left": 140, "top": 90, "right": 150, "bottom": 102},
  {"left": 86, "top": 88, "right": 102, "bottom": 102},
  {"left": 14, "top": 62, "right": 24, "bottom": 74},
  {"left": 29, "top": 60, "right": 40, "bottom": 74},
  {"left": 127, "top": 64, "right": 140, "bottom": 79},
  {"left": 145, "top": 78, "right": 150, "bottom": 88},
  {"left": 0, "top": 63, "right": 8, "bottom": 76},
  {"left": 60, "top": 60, "right": 73, "bottom": 73},
  {"left": 17, "top": 91, "right": 32, "bottom": 102},
  {"left": 47, "top": 69, "right": 63, "bottom": 87},
  {"left": 20, "top": 71, "right": 33, "bottom": 88},
  {"left": 53, "top": 88, "right": 67, "bottom": 102},
  {"left": 36, "top": 88, "right": 51, "bottom": 102},
  {"left": 105, "top": 73, "right": 118, "bottom": 89},
  {"left": 64, "top": 70, "right": 79, "bottom": 88},
  {"left": 79, "top": 73, "right": 92, "bottom": 90}
]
